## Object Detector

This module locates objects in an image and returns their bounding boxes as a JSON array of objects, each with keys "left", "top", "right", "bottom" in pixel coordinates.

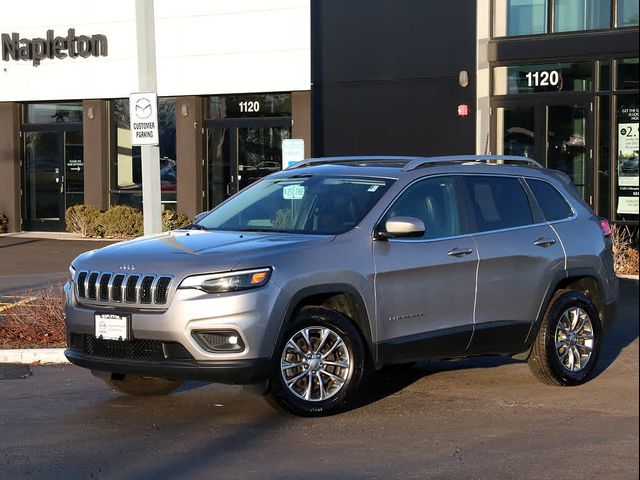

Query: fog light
[{"left": 193, "top": 330, "right": 245, "bottom": 353}]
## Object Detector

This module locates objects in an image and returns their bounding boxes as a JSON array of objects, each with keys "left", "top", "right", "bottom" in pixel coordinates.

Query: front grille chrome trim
[{"left": 74, "top": 270, "right": 174, "bottom": 308}]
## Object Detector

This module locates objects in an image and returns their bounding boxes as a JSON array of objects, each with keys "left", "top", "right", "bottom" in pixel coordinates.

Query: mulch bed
[{"left": 0, "top": 286, "right": 66, "bottom": 349}]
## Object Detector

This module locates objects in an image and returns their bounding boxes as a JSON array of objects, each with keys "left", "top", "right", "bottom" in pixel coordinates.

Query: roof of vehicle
[
  {"left": 274, "top": 155, "right": 547, "bottom": 179},
  {"left": 286, "top": 155, "right": 542, "bottom": 171}
]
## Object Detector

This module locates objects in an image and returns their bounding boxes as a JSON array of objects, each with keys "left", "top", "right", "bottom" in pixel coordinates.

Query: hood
[{"left": 72, "top": 230, "right": 334, "bottom": 276}]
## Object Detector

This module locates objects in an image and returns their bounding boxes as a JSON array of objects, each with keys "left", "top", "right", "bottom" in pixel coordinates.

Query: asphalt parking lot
[
  {"left": 0, "top": 277, "right": 637, "bottom": 479},
  {"left": 0, "top": 236, "right": 114, "bottom": 296}
]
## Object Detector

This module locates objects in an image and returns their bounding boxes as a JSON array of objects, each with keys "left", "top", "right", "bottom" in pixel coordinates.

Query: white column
[
  {"left": 476, "top": 0, "right": 492, "bottom": 155},
  {"left": 135, "top": 0, "right": 162, "bottom": 235}
]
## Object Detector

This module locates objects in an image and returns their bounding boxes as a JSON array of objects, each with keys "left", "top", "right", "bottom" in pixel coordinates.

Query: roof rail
[
  {"left": 402, "top": 155, "right": 542, "bottom": 171},
  {"left": 285, "top": 156, "right": 418, "bottom": 170},
  {"left": 285, "top": 155, "right": 543, "bottom": 171}
]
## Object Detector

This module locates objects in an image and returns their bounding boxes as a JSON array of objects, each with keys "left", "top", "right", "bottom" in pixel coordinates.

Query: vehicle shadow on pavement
[
  {"left": 353, "top": 277, "right": 638, "bottom": 410},
  {"left": 594, "top": 277, "right": 639, "bottom": 377}
]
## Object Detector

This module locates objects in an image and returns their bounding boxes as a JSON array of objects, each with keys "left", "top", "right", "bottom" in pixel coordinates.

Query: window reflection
[
  {"left": 109, "top": 98, "right": 176, "bottom": 209},
  {"left": 554, "top": 0, "right": 610, "bottom": 32},
  {"left": 26, "top": 103, "right": 83, "bottom": 123},
  {"left": 494, "top": 0, "right": 547, "bottom": 37},
  {"left": 617, "top": 0, "right": 639, "bottom": 27},
  {"left": 496, "top": 107, "right": 536, "bottom": 157}
]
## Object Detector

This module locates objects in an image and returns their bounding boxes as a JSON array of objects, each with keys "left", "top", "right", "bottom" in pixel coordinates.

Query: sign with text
[
  {"left": 282, "top": 139, "right": 305, "bottom": 169},
  {"left": 129, "top": 92, "right": 159, "bottom": 146},
  {"left": 616, "top": 105, "right": 639, "bottom": 215}
]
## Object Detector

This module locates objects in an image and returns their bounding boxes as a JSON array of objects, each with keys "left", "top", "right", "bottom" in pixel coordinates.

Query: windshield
[{"left": 197, "top": 175, "right": 395, "bottom": 235}]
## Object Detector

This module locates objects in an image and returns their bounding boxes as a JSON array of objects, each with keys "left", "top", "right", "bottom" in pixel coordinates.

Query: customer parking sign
[{"left": 129, "top": 92, "right": 159, "bottom": 146}]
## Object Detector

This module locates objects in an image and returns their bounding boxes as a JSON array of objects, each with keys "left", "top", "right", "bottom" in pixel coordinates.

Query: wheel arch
[
  {"left": 525, "top": 268, "right": 606, "bottom": 346},
  {"left": 274, "top": 284, "right": 374, "bottom": 363}
]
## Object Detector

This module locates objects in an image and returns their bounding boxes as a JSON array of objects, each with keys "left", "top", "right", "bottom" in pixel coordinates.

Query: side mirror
[{"left": 376, "top": 216, "right": 425, "bottom": 239}]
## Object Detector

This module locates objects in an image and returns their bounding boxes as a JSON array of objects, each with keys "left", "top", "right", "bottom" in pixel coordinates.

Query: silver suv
[{"left": 64, "top": 155, "right": 618, "bottom": 416}]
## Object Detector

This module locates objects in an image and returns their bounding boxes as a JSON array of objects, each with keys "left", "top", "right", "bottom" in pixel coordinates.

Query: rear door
[
  {"left": 373, "top": 175, "right": 478, "bottom": 364},
  {"left": 463, "top": 175, "right": 565, "bottom": 354}
]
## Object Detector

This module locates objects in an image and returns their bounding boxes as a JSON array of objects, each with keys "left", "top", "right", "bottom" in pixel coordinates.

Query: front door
[
  {"left": 205, "top": 118, "right": 291, "bottom": 210},
  {"left": 23, "top": 128, "right": 84, "bottom": 231},
  {"left": 373, "top": 176, "right": 477, "bottom": 364},
  {"left": 494, "top": 99, "right": 594, "bottom": 205}
]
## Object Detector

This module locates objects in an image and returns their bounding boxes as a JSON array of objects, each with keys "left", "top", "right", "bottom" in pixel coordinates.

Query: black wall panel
[{"left": 312, "top": 0, "right": 477, "bottom": 156}]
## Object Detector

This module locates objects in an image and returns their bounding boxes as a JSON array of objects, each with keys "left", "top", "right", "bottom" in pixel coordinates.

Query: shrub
[
  {"left": 0, "top": 212, "right": 7, "bottom": 233},
  {"left": 100, "top": 205, "right": 144, "bottom": 238},
  {"left": 65, "top": 205, "right": 103, "bottom": 237},
  {"left": 612, "top": 225, "right": 639, "bottom": 276},
  {"left": 0, "top": 285, "right": 66, "bottom": 349},
  {"left": 162, "top": 210, "right": 191, "bottom": 231}
]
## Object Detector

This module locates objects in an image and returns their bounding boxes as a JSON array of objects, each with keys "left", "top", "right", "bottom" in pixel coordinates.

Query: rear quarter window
[
  {"left": 463, "top": 176, "right": 533, "bottom": 232},
  {"left": 526, "top": 179, "right": 574, "bottom": 222}
]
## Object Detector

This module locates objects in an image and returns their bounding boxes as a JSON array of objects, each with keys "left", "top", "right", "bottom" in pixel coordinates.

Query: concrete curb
[
  {"left": 0, "top": 348, "right": 69, "bottom": 364},
  {"left": 618, "top": 274, "right": 639, "bottom": 280}
]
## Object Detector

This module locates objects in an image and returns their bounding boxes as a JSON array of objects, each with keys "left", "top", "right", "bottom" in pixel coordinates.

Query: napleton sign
[{"left": 1, "top": 29, "right": 108, "bottom": 66}]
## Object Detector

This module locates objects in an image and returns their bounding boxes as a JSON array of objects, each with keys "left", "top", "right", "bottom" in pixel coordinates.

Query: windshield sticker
[
  {"left": 367, "top": 185, "right": 380, "bottom": 192},
  {"left": 283, "top": 185, "right": 305, "bottom": 200}
]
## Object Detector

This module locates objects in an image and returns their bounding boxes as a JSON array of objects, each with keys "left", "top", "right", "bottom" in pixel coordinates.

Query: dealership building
[{"left": 0, "top": 0, "right": 638, "bottom": 233}]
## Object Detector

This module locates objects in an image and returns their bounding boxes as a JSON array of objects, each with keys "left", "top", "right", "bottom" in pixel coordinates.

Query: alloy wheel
[
  {"left": 280, "top": 326, "right": 352, "bottom": 402},
  {"left": 554, "top": 307, "right": 595, "bottom": 373}
]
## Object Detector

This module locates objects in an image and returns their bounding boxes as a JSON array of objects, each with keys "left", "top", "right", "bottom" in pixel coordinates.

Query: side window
[
  {"left": 526, "top": 178, "right": 574, "bottom": 222},
  {"left": 382, "top": 176, "right": 462, "bottom": 240},
  {"left": 463, "top": 176, "right": 533, "bottom": 232}
]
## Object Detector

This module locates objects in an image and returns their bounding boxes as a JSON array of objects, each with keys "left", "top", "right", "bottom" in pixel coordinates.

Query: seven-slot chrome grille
[{"left": 75, "top": 271, "right": 173, "bottom": 307}]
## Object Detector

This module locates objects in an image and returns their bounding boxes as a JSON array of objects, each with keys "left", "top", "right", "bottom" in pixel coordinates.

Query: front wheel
[
  {"left": 267, "top": 307, "right": 366, "bottom": 416},
  {"left": 103, "top": 374, "right": 183, "bottom": 396},
  {"left": 528, "top": 290, "right": 602, "bottom": 386}
]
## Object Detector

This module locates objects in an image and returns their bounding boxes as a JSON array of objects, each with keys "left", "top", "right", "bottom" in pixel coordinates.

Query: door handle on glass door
[
  {"left": 447, "top": 247, "right": 473, "bottom": 257},
  {"left": 534, "top": 237, "right": 556, "bottom": 247}
]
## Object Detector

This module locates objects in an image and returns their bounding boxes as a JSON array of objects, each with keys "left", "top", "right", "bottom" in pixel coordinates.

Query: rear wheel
[
  {"left": 267, "top": 307, "right": 366, "bottom": 416},
  {"left": 103, "top": 374, "right": 183, "bottom": 396},
  {"left": 528, "top": 290, "right": 601, "bottom": 386}
]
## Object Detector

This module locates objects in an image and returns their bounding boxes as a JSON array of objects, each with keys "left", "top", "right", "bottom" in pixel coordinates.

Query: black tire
[
  {"left": 103, "top": 375, "right": 183, "bottom": 396},
  {"left": 267, "top": 307, "right": 367, "bottom": 416},
  {"left": 528, "top": 290, "right": 601, "bottom": 386}
]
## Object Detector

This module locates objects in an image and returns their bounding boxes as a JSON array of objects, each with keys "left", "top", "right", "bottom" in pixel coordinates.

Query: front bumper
[
  {"left": 64, "top": 280, "right": 282, "bottom": 381},
  {"left": 64, "top": 348, "right": 270, "bottom": 383}
]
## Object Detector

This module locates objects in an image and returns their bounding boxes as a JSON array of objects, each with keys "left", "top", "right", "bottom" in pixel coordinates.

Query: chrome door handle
[
  {"left": 534, "top": 237, "right": 556, "bottom": 248},
  {"left": 448, "top": 247, "right": 473, "bottom": 257}
]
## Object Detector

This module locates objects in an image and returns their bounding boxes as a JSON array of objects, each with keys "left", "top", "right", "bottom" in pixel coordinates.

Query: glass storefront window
[
  {"left": 617, "top": 58, "right": 639, "bottom": 91},
  {"left": 553, "top": 0, "right": 610, "bottom": 32},
  {"left": 598, "top": 61, "right": 611, "bottom": 91},
  {"left": 109, "top": 98, "right": 176, "bottom": 210},
  {"left": 494, "top": 0, "right": 548, "bottom": 37},
  {"left": 493, "top": 62, "right": 593, "bottom": 95},
  {"left": 547, "top": 104, "right": 588, "bottom": 198},
  {"left": 495, "top": 106, "right": 536, "bottom": 157},
  {"left": 617, "top": 0, "right": 640, "bottom": 27},
  {"left": 26, "top": 102, "right": 83, "bottom": 123},
  {"left": 208, "top": 93, "right": 291, "bottom": 119},
  {"left": 615, "top": 95, "right": 639, "bottom": 218}
]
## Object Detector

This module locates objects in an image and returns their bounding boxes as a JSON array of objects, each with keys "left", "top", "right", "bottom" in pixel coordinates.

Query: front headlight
[{"left": 178, "top": 268, "right": 272, "bottom": 294}]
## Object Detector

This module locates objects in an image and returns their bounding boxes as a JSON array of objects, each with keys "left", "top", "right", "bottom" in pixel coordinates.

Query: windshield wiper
[
  {"left": 184, "top": 223, "right": 209, "bottom": 230},
  {"left": 238, "top": 228, "right": 293, "bottom": 233}
]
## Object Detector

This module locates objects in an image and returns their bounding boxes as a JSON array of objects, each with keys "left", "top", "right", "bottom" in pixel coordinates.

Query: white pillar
[
  {"left": 476, "top": 0, "right": 492, "bottom": 155},
  {"left": 135, "top": 0, "right": 162, "bottom": 235}
]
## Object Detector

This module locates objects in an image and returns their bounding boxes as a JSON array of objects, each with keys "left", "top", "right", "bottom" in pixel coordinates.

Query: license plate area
[{"left": 95, "top": 313, "right": 130, "bottom": 341}]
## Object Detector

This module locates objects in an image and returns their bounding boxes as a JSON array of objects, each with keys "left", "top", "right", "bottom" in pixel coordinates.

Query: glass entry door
[
  {"left": 205, "top": 118, "right": 291, "bottom": 210},
  {"left": 546, "top": 104, "right": 589, "bottom": 199},
  {"left": 23, "top": 128, "right": 84, "bottom": 231},
  {"left": 494, "top": 99, "right": 593, "bottom": 204}
]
